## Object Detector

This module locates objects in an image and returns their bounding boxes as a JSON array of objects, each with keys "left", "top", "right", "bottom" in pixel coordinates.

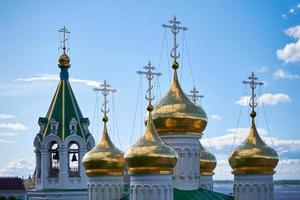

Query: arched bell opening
[
  {"left": 49, "top": 142, "right": 59, "bottom": 177},
  {"left": 68, "top": 142, "right": 80, "bottom": 177}
]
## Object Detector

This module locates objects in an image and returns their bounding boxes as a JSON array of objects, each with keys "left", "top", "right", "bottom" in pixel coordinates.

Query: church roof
[
  {"left": 0, "top": 177, "right": 26, "bottom": 191},
  {"left": 37, "top": 49, "right": 91, "bottom": 142},
  {"left": 174, "top": 188, "right": 234, "bottom": 200}
]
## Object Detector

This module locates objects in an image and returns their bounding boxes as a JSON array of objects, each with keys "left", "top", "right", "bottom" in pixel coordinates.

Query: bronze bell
[
  {"left": 71, "top": 153, "right": 77, "bottom": 162},
  {"left": 53, "top": 151, "right": 59, "bottom": 160}
]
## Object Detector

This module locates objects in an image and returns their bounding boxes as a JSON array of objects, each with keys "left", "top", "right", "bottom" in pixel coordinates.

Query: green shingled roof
[
  {"left": 174, "top": 188, "right": 234, "bottom": 200},
  {"left": 38, "top": 78, "right": 91, "bottom": 141}
]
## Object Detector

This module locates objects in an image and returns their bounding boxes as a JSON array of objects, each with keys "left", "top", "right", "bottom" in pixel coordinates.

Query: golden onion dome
[
  {"left": 124, "top": 108, "right": 178, "bottom": 175},
  {"left": 58, "top": 52, "right": 70, "bottom": 68},
  {"left": 228, "top": 115, "right": 278, "bottom": 175},
  {"left": 82, "top": 117, "right": 125, "bottom": 176},
  {"left": 199, "top": 143, "right": 217, "bottom": 175},
  {"left": 151, "top": 61, "right": 207, "bottom": 136}
]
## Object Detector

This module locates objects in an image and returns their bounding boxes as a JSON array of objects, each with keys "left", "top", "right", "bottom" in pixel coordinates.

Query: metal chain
[
  {"left": 230, "top": 84, "right": 247, "bottom": 153},
  {"left": 129, "top": 75, "right": 142, "bottom": 145}
]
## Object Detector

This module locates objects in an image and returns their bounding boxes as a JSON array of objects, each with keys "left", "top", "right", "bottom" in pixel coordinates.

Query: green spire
[{"left": 38, "top": 78, "right": 90, "bottom": 141}]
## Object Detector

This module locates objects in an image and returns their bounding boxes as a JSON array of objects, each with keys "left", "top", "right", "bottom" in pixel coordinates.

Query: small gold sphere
[
  {"left": 250, "top": 111, "right": 256, "bottom": 118},
  {"left": 147, "top": 105, "right": 153, "bottom": 112},
  {"left": 58, "top": 53, "right": 70, "bottom": 68},
  {"left": 172, "top": 60, "right": 179, "bottom": 70}
]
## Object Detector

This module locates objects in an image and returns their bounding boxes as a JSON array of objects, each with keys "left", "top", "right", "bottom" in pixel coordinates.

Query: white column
[
  {"left": 59, "top": 145, "right": 68, "bottom": 188},
  {"left": 161, "top": 135, "right": 200, "bottom": 190},
  {"left": 233, "top": 174, "right": 274, "bottom": 200},
  {"left": 34, "top": 149, "right": 41, "bottom": 188},
  {"left": 79, "top": 148, "right": 87, "bottom": 187},
  {"left": 40, "top": 148, "right": 48, "bottom": 189},
  {"left": 130, "top": 174, "right": 173, "bottom": 200},
  {"left": 199, "top": 174, "right": 213, "bottom": 190},
  {"left": 87, "top": 176, "right": 123, "bottom": 200}
]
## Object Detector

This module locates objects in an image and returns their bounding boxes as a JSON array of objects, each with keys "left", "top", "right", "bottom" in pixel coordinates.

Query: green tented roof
[
  {"left": 38, "top": 79, "right": 91, "bottom": 141},
  {"left": 174, "top": 188, "right": 234, "bottom": 200}
]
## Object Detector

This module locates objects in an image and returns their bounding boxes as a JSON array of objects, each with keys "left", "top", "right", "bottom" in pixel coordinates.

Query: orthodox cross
[
  {"left": 242, "top": 72, "right": 264, "bottom": 113},
  {"left": 94, "top": 80, "right": 117, "bottom": 116},
  {"left": 59, "top": 26, "right": 70, "bottom": 53},
  {"left": 162, "top": 16, "right": 188, "bottom": 60},
  {"left": 188, "top": 86, "right": 204, "bottom": 104},
  {"left": 137, "top": 61, "right": 162, "bottom": 109}
]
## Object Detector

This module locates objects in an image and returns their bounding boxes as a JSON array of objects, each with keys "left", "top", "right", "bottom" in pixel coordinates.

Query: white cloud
[
  {"left": 214, "top": 159, "right": 300, "bottom": 180},
  {"left": 202, "top": 127, "right": 300, "bottom": 156},
  {"left": 259, "top": 93, "right": 291, "bottom": 105},
  {"left": 289, "top": 8, "right": 295, "bottom": 14},
  {"left": 211, "top": 114, "right": 222, "bottom": 121},
  {"left": 277, "top": 25, "right": 300, "bottom": 63},
  {"left": 273, "top": 69, "right": 300, "bottom": 79},
  {"left": 0, "top": 139, "right": 16, "bottom": 144},
  {"left": 16, "top": 74, "right": 102, "bottom": 88},
  {"left": 0, "top": 123, "right": 28, "bottom": 131},
  {"left": 235, "top": 93, "right": 291, "bottom": 106},
  {"left": 0, "top": 132, "right": 18, "bottom": 136},
  {"left": 0, "top": 158, "right": 35, "bottom": 177},
  {"left": 0, "top": 114, "right": 15, "bottom": 120},
  {"left": 258, "top": 66, "right": 269, "bottom": 73},
  {"left": 281, "top": 14, "right": 288, "bottom": 20}
]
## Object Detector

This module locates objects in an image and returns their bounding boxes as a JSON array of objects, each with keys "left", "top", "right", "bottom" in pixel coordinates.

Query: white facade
[
  {"left": 233, "top": 174, "right": 274, "bottom": 200},
  {"left": 161, "top": 135, "right": 200, "bottom": 190},
  {"left": 87, "top": 176, "right": 123, "bottom": 200},
  {"left": 130, "top": 174, "right": 173, "bottom": 200},
  {"left": 199, "top": 174, "right": 213, "bottom": 190},
  {"left": 30, "top": 133, "right": 95, "bottom": 200}
]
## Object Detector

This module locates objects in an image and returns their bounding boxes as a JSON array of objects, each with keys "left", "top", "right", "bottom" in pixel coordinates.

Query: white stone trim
[
  {"left": 87, "top": 176, "right": 123, "bottom": 200},
  {"left": 130, "top": 174, "right": 173, "bottom": 200},
  {"left": 233, "top": 174, "right": 274, "bottom": 200}
]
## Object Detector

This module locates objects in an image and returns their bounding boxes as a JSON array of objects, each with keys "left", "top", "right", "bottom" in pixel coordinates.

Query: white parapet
[
  {"left": 233, "top": 174, "right": 274, "bottom": 200},
  {"left": 199, "top": 174, "right": 213, "bottom": 190},
  {"left": 130, "top": 174, "right": 173, "bottom": 200},
  {"left": 87, "top": 176, "right": 124, "bottom": 200},
  {"left": 161, "top": 135, "right": 200, "bottom": 190}
]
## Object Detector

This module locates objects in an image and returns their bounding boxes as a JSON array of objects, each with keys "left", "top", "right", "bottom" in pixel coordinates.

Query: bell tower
[{"left": 29, "top": 27, "right": 95, "bottom": 200}]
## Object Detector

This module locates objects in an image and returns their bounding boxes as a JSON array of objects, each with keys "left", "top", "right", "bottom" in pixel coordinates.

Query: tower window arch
[
  {"left": 49, "top": 142, "right": 59, "bottom": 177},
  {"left": 69, "top": 118, "right": 77, "bottom": 135},
  {"left": 68, "top": 142, "right": 80, "bottom": 177},
  {"left": 50, "top": 118, "right": 59, "bottom": 134}
]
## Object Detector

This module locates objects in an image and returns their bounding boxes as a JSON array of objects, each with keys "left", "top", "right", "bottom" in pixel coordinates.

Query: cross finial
[
  {"left": 242, "top": 72, "right": 264, "bottom": 118},
  {"left": 188, "top": 86, "right": 204, "bottom": 104},
  {"left": 162, "top": 16, "right": 188, "bottom": 62},
  {"left": 94, "top": 80, "right": 117, "bottom": 121},
  {"left": 137, "top": 61, "right": 162, "bottom": 111},
  {"left": 59, "top": 26, "right": 70, "bottom": 53}
]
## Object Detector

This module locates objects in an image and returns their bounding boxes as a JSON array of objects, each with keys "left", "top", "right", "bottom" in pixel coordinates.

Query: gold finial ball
[
  {"left": 147, "top": 105, "right": 154, "bottom": 112},
  {"left": 172, "top": 60, "right": 179, "bottom": 70},
  {"left": 58, "top": 53, "right": 70, "bottom": 68},
  {"left": 102, "top": 116, "right": 108, "bottom": 122},
  {"left": 250, "top": 111, "right": 256, "bottom": 118}
]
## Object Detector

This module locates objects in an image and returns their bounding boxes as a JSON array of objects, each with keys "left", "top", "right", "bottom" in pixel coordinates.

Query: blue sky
[{"left": 0, "top": 1, "right": 299, "bottom": 180}]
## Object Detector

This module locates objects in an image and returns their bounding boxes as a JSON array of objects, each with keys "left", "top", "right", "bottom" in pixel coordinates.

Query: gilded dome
[
  {"left": 228, "top": 118, "right": 278, "bottom": 175},
  {"left": 124, "top": 111, "right": 178, "bottom": 175},
  {"left": 58, "top": 52, "right": 70, "bottom": 68},
  {"left": 199, "top": 143, "right": 217, "bottom": 175},
  {"left": 151, "top": 61, "right": 207, "bottom": 136},
  {"left": 82, "top": 118, "right": 125, "bottom": 176}
]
